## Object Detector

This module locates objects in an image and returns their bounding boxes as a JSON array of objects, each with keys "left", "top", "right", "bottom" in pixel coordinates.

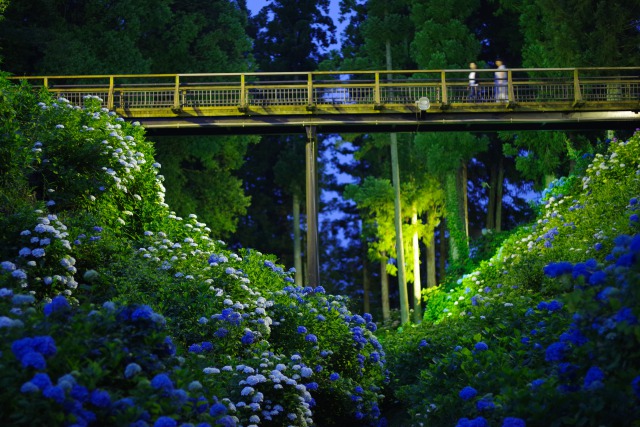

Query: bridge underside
[{"left": 140, "top": 110, "right": 640, "bottom": 136}]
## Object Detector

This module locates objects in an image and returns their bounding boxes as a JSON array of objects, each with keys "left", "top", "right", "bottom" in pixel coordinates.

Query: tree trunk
[
  {"left": 411, "top": 205, "right": 422, "bottom": 323},
  {"left": 426, "top": 226, "right": 436, "bottom": 288},
  {"left": 459, "top": 161, "right": 469, "bottom": 239},
  {"left": 446, "top": 171, "right": 469, "bottom": 262},
  {"left": 381, "top": 252, "right": 390, "bottom": 322},
  {"left": 438, "top": 219, "right": 447, "bottom": 281},
  {"left": 293, "top": 192, "right": 303, "bottom": 285},
  {"left": 486, "top": 160, "right": 498, "bottom": 230},
  {"left": 496, "top": 155, "right": 504, "bottom": 232},
  {"left": 387, "top": 39, "right": 409, "bottom": 325},
  {"left": 363, "top": 246, "right": 370, "bottom": 314}
]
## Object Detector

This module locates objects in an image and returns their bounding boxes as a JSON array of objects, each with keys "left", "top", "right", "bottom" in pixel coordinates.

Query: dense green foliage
[
  {"left": 383, "top": 131, "right": 640, "bottom": 425},
  {"left": 0, "top": 77, "right": 387, "bottom": 426},
  {"left": 1, "top": 1, "right": 640, "bottom": 425}
]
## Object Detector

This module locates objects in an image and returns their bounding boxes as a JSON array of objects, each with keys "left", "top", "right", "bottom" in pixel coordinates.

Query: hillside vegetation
[{"left": 1, "top": 76, "right": 639, "bottom": 427}]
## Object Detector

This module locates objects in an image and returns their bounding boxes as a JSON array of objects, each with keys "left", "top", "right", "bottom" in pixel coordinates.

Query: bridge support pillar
[{"left": 305, "top": 125, "right": 320, "bottom": 287}]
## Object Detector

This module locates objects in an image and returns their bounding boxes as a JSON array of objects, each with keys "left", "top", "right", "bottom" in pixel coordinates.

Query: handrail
[{"left": 8, "top": 67, "right": 639, "bottom": 116}]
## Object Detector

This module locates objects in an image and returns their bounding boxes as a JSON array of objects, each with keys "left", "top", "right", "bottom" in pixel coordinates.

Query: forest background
[{"left": 1, "top": 0, "right": 638, "bottom": 323}]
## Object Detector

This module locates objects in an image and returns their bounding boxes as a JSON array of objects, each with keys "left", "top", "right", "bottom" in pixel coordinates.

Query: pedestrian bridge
[
  {"left": 12, "top": 67, "right": 640, "bottom": 135},
  {"left": 9, "top": 67, "right": 640, "bottom": 287}
]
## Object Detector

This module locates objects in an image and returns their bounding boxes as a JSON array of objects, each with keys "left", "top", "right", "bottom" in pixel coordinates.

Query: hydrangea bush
[
  {"left": 383, "top": 131, "right": 640, "bottom": 426},
  {"left": 0, "top": 76, "right": 387, "bottom": 426}
]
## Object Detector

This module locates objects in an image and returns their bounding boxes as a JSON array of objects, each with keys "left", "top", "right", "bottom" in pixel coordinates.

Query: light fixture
[{"left": 416, "top": 97, "right": 430, "bottom": 111}]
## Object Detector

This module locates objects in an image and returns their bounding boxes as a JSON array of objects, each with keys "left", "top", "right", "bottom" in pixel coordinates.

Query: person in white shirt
[
  {"left": 468, "top": 62, "right": 478, "bottom": 102},
  {"left": 494, "top": 60, "right": 507, "bottom": 102}
]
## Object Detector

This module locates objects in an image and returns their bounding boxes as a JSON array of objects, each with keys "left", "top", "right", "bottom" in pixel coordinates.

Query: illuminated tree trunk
[
  {"left": 438, "top": 220, "right": 447, "bottom": 280},
  {"left": 486, "top": 162, "right": 498, "bottom": 230},
  {"left": 387, "top": 39, "right": 409, "bottom": 325},
  {"left": 496, "top": 156, "right": 504, "bottom": 232},
  {"left": 363, "top": 246, "right": 371, "bottom": 313},
  {"left": 293, "top": 193, "right": 303, "bottom": 285},
  {"left": 411, "top": 205, "right": 422, "bottom": 323},
  {"left": 381, "top": 252, "right": 390, "bottom": 322},
  {"left": 426, "top": 227, "right": 436, "bottom": 288},
  {"left": 447, "top": 168, "right": 469, "bottom": 262},
  {"left": 459, "top": 161, "right": 469, "bottom": 239}
]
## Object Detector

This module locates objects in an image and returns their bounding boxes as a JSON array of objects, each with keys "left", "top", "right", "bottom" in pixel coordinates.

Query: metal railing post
[
  {"left": 107, "top": 76, "right": 114, "bottom": 111},
  {"left": 507, "top": 70, "right": 515, "bottom": 102},
  {"left": 374, "top": 72, "right": 381, "bottom": 106},
  {"left": 307, "top": 73, "right": 314, "bottom": 107},
  {"left": 573, "top": 68, "right": 583, "bottom": 105},
  {"left": 173, "top": 75, "right": 180, "bottom": 110},
  {"left": 440, "top": 71, "right": 448, "bottom": 104},
  {"left": 240, "top": 74, "right": 246, "bottom": 108}
]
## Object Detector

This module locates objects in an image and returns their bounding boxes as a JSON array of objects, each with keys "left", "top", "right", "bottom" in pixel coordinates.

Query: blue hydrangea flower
[
  {"left": 153, "top": 416, "right": 177, "bottom": 427},
  {"left": 615, "top": 307, "right": 638, "bottom": 325},
  {"left": 31, "top": 373, "right": 52, "bottom": 390},
  {"left": 20, "top": 382, "right": 39, "bottom": 393},
  {"left": 632, "top": 376, "right": 640, "bottom": 398},
  {"left": 151, "top": 373, "right": 174, "bottom": 392},
  {"left": 215, "top": 327, "right": 229, "bottom": 338},
  {"left": 583, "top": 366, "right": 605, "bottom": 390},
  {"left": 459, "top": 385, "right": 477, "bottom": 400},
  {"left": 131, "top": 305, "right": 154, "bottom": 321},
  {"left": 305, "top": 334, "right": 318, "bottom": 343},
  {"left": 210, "top": 402, "right": 227, "bottom": 417},
  {"left": 475, "top": 342, "right": 489, "bottom": 351},
  {"left": 241, "top": 331, "right": 254, "bottom": 345},
  {"left": 547, "top": 300, "right": 563, "bottom": 312},
  {"left": 502, "top": 417, "right": 526, "bottom": 427},
  {"left": 329, "top": 373, "right": 340, "bottom": 381},
  {"left": 456, "top": 416, "right": 488, "bottom": 427},
  {"left": 545, "top": 342, "right": 566, "bottom": 362},
  {"left": 543, "top": 262, "right": 574, "bottom": 278},
  {"left": 70, "top": 384, "right": 89, "bottom": 401},
  {"left": 44, "top": 295, "right": 70, "bottom": 317},
  {"left": 476, "top": 398, "right": 495, "bottom": 411},
  {"left": 43, "top": 385, "right": 65, "bottom": 403},
  {"left": 529, "top": 379, "right": 545, "bottom": 389},
  {"left": 189, "top": 344, "right": 203, "bottom": 353},
  {"left": 21, "top": 351, "right": 46, "bottom": 369},
  {"left": 90, "top": 389, "right": 111, "bottom": 408},
  {"left": 588, "top": 271, "right": 607, "bottom": 286},
  {"left": 124, "top": 363, "right": 142, "bottom": 379},
  {"left": 296, "top": 325, "right": 307, "bottom": 334}
]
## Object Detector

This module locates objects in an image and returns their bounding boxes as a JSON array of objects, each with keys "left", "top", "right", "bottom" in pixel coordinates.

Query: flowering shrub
[
  {"left": 385, "top": 130, "right": 640, "bottom": 426},
  {"left": 0, "top": 76, "right": 387, "bottom": 426}
]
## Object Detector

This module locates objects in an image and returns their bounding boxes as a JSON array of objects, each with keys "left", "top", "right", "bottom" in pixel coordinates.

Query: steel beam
[{"left": 305, "top": 126, "right": 319, "bottom": 287}]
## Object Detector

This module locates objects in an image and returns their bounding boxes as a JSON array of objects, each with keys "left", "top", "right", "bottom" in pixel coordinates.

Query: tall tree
[
  {"left": 409, "top": 0, "right": 488, "bottom": 275},
  {"left": 414, "top": 132, "right": 488, "bottom": 266},
  {"left": 505, "top": 0, "right": 640, "bottom": 68},
  {"left": 0, "top": 0, "right": 172, "bottom": 74},
  {"left": 147, "top": 0, "right": 257, "bottom": 240},
  {"left": 496, "top": 0, "right": 640, "bottom": 190},
  {"left": 0, "top": 0, "right": 258, "bottom": 241},
  {"left": 235, "top": 0, "right": 336, "bottom": 277}
]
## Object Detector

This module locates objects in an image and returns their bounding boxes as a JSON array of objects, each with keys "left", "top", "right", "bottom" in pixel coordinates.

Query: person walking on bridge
[
  {"left": 494, "top": 60, "right": 507, "bottom": 102},
  {"left": 468, "top": 62, "right": 479, "bottom": 102}
]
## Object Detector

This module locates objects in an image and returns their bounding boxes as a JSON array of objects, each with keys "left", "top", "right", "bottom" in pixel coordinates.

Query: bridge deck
[{"left": 10, "top": 67, "right": 640, "bottom": 134}]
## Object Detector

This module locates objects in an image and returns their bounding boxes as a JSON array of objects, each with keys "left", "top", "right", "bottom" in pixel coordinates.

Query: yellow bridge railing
[{"left": 9, "top": 68, "right": 640, "bottom": 118}]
